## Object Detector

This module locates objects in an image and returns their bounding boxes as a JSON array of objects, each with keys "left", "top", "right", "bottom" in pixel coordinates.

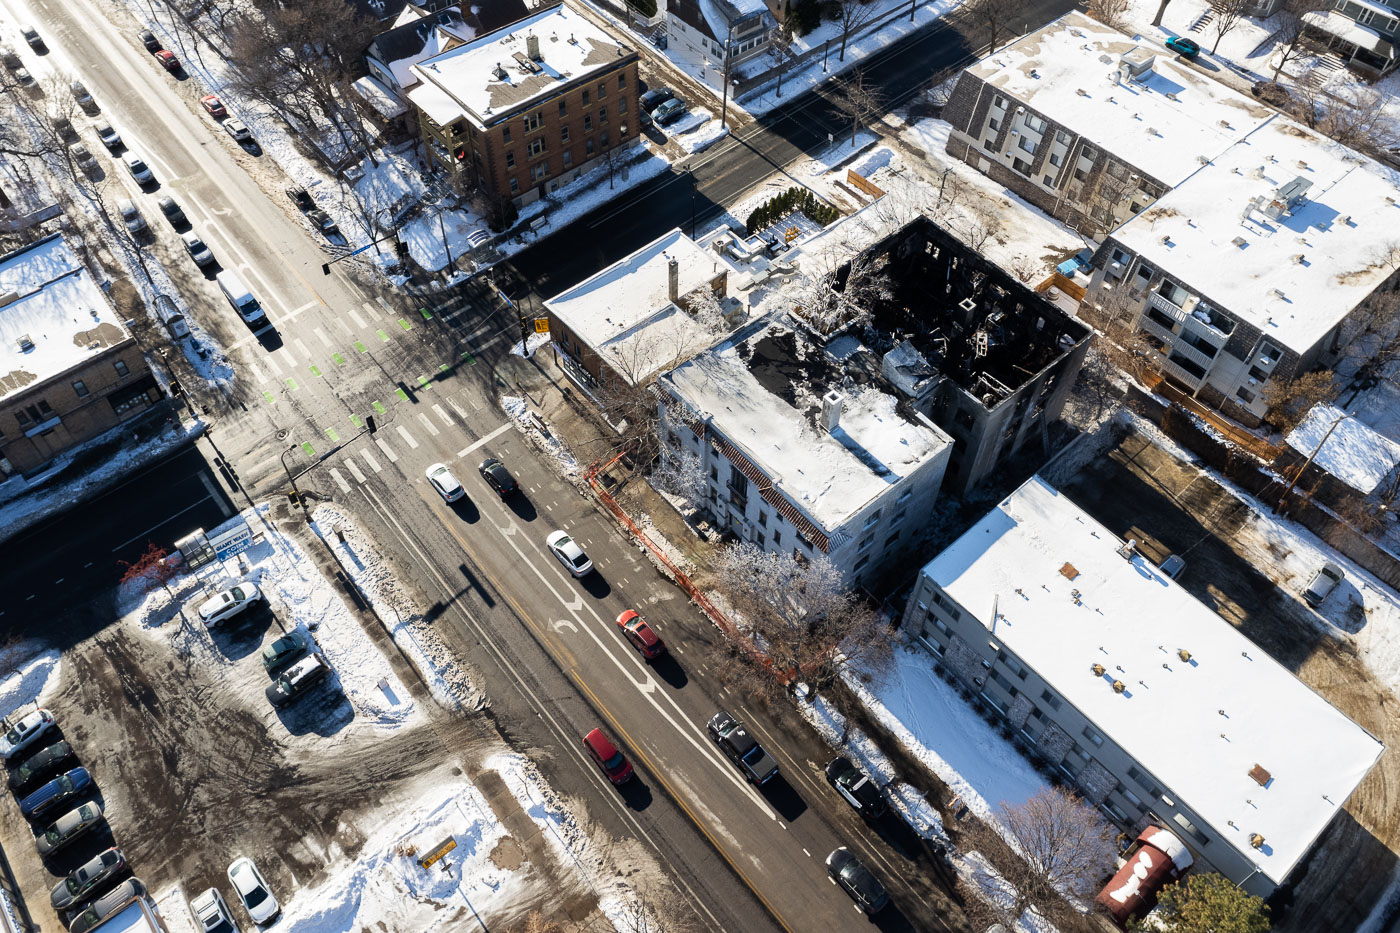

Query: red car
[
  {"left": 582, "top": 729, "right": 633, "bottom": 785},
  {"left": 616, "top": 610, "right": 666, "bottom": 660},
  {"left": 154, "top": 49, "right": 179, "bottom": 72},
  {"left": 200, "top": 94, "right": 227, "bottom": 118}
]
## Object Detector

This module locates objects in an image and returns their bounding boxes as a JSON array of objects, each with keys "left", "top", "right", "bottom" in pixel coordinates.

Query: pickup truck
[{"left": 707, "top": 710, "right": 778, "bottom": 785}]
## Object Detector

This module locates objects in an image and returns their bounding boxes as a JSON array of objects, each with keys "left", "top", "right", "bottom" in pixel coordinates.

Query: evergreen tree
[{"left": 1132, "top": 874, "right": 1271, "bottom": 933}]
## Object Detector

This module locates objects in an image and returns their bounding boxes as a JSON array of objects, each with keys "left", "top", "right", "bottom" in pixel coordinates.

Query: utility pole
[
  {"left": 719, "top": 23, "right": 736, "bottom": 131},
  {"left": 1276, "top": 413, "right": 1345, "bottom": 515},
  {"left": 280, "top": 445, "right": 306, "bottom": 519},
  {"left": 438, "top": 210, "right": 453, "bottom": 272}
]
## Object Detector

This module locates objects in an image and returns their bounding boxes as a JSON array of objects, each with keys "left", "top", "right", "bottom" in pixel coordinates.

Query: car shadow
[
  {"left": 868, "top": 810, "right": 926, "bottom": 862},
  {"left": 762, "top": 777, "right": 807, "bottom": 822},
  {"left": 208, "top": 610, "right": 276, "bottom": 660},
  {"left": 618, "top": 779, "right": 653, "bottom": 811},
  {"left": 651, "top": 655, "right": 688, "bottom": 689},
  {"left": 255, "top": 329, "right": 284, "bottom": 351},
  {"left": 505, "top": 494, "right": 537, "bottom": 522},
  {"left": 43, "top": 823, "right": 117, "bottom": 876},
  {"left": 450, "top": 496, "right": 481, "bottom": 524},
  {"left": 870, "top": 903, "right": 917, "bottom": 932},
  {"left": 581, "top": 573, "right": 611, "bottom": 600},
  {"left": 272, "top": 682, "right": 353, "bottom": 737}
]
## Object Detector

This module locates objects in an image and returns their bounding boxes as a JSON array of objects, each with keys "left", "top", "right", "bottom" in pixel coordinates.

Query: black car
[
  {"left": 157, "top": 196, "right": 187, "bottom": 228},
  {"left": 638, "top": 87, "right": 674, "bottom": 126},
  {"left": 826, "top": 847, "right": 889, "bottom": 915},
  {"left": 286, "top": 186, "right": 313, "bottom": 211},
  {"left": 8, "top": 741, "right": 73, "bottom": 790},
  {"left": 707, "top": 710, "right": 778, "bottom": 785},
  {"left": 139, "top": 29, "right": 160, "bottom": 52},
  {"left": 21, "top": 26, "right": 44, "bottom": 52},
  {"left": 825, "top": 757, "right": 888, "bottom": 819},
  {"left": 262, "top": 631, "right": 310, "bottom": 675},
  {"left": 307, "top": 209, "right": 338, "bottom": 235},
  {"left": 265, "top": 652, "right": 331, "bottom": 707},
  {"left": 478, "top": 458, "right": 518, "bottom": 497},
  {"left": 50, "top": 847, "right": 126, "bottom": 912}
]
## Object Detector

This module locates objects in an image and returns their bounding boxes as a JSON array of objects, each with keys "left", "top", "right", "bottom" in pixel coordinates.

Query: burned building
[{"left": 843, "top": 217, "right": 1090, "bottom": 495}]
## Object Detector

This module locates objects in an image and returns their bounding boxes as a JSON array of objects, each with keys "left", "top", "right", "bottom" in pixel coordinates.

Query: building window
[
  {"left": 505, "top": 151, "right": 515, "bottom": 168},
  {"left": 618, "top": 73, "right": 627, "bottom": 89},
  {"left": 558, "top": 100, "right": 567, "bottom": 116},
  {"left": 1082, "top": 725, "right": 1104, "bottom": 747},
  {"left": 1121, "top": 785, "right": 1143, "bottom": 808},
  {"left": 1235, "top": 386, "right": 1255, "bottom": 403},
  {"left": 1039, "top": 689, "right": 1062, "bottom": 712},
  {"left": 859, "top": 533, "right": 875, "bottom": 552},
  {"left": 863, "top": 509, "right": 881, "bottom": 528},
  {"left": 619, "top": 98, "right": 627, "bottom": 114},
  {"left": 1023, "top": 113, "right": 1046, "bottom": 134},
  {"left": 509, "top": 178, "right": 519, "bottom": 193},
  {"left": 890, "top": 508, "right": 905, "bottom": 527},
  {"left": 582, "top": 89, "right": 590, "bottom": 106},
  {"left": 561, "top": 126, "right": 570, "bottom": 143},
  {"left": 598, "top": 81, "right": 607, "bottom": 97},
  {"left": 795, "top": 530, "right": 812, "bottom": 550},
  {"left": 993, "top": 94, "right": 1007, "bottom": 109},
  {"left": 998, "top": 652, "right": 1028, "bottom": 680},
  {"left": 503, "top": 126, "right": 512, "bottom": 143},
  {"left": 1127, "top": 766, "right": 1162, "bottom": 799},
  {"left": 530, "top": 163, "right": 549, "bottom": 182},
  {"left": 1055, "top": 129, "right": 1072, "bottom": 144},
  {"left": 710, "top": 466, "right": 718, "bottom": 481},
  {"left": 600, "top": 105, "right": 608, "bottom": 124},
  {"left": 1172, "top": 813, "right": 1209, "bottom": 846},
  {"left": 756, "top": 531, "right": 765, "bottom": 547},
  {"left": 885, "top": 531, "right": 900, "bottom": 548},
  {"left": 1017, "top": 135, "right": 1037, "bottom": 155},
  {"left": 72, "top": 380, "right": 89, "bottom": 397},
  {"left": 524, "top": 111, "right": 542, "bottom": 132},
  {"left": 772, "top": 529, "right": 781, "bottom": 546},
  {"left": 988, "top": 116, "right": 1001, "bottom": 132},
  {"left": 620, "top": 122, "right": 629, "bottom": 138},
  {"left": 600, "top": 131, "right": 609, "bottom": 148},
  {"left": 114, "top": 360, "right": 130, "bottom": 378},
  {"left": 1049, "top": 151, "right": 1062, "bottom": 167},
  {"left": 758, "top": 511, "right": 767, "bottom": 527},
  {"left": 563, "top": 150, "right": 572, "bottom": 168},
  {"left": 528, "top": 138, "right": 547, "bottom": 159},
  {"left": 854, "top": 555, "right": 870, "bottom": 571},
  {"left": 584, "top": 114, "right": 593, "bottom": 132},
  {"left": 1082, "top": 145, "right": 1097, "bottom": 160},
  {"left": 1044, "top": 174, "right": 1057, "bottom": 188}
]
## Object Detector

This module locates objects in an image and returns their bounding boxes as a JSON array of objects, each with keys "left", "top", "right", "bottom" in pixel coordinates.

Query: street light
[{"left": 280, "top": 445, "right": 305, "bottom": 517}]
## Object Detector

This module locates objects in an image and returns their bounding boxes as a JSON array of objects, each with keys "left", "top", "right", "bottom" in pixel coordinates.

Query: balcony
[
  {"left": 1148, "top": 288, "right": 1189, "bottom": 324},
  {"left": 1139, "top": 311, "right": 1177, "bottom": 345},
  {"left": 1169, "top": 337, "right": 1217, "bottom": 373},
  {"left": 1162, "top": 355, "right": 1207, "bottom": 389}
]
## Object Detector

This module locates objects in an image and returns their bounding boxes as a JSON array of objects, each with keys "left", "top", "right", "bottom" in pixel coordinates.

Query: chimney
[
  {"left": 820, "top": 390, "right": 844, "bottom": 433},
  {"left": 526, "top": 33, "right": 541, "bottom": 61},
  {"left": 667, "top": 256, "right": 679, "bottom": 304}
]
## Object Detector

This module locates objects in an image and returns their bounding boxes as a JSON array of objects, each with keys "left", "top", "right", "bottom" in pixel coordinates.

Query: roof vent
[
  {"left": 493, "top": 62, "right": 508, "bottom": 80},
  {"left": 1218, "top": 119, "right": 1233, "bottom": 130},
  {"left": 1178, "top": 649, "right": 1191, "bottom": 662},
  {"left": 17, "top": 333, "right": 34, "bottom": 352},
  {"left": 526, "top": 33, "right": 541, "bottom": 61},
  {"left": 1196, "top": 155, "right": 1210, "bottom": 165},
  {"left": 1296, "top": 160, "right": 1308, "bottom": 170},
  {"left": 1250, "top": 834, "right": 1265, "bottom": 849},
  {"left": 820, "top": 390, "right": 844, "bottom": 433},
  {"left": 1339, "top": 214, "right": 1352, "bottom": 226},
  {"left": 1268, "top": 288, "right": 1286, "bottom": 300},
  {"left": 1076, "top": 88, "right": 1089, "bottom": 97},
  {"left": 1112, "top": 680, "right": 1126, "bottom": 693},
  {"left": 1231, "top": 236, "right": 1247, "bottom": 248},
  {"left": 1292, "top": 253, "right": 1305, "bottom": 264},
  {"left": 1249, "top": 764, "right": 1271, "bottom": 786},
  {"left": 1165, "top": 91, "right": 1179, "bottom": 101},
  {"left": 1117, "top": 539, "right": 1137, "bottom": 560},
  {"left": 1092, "top": 663, "right": 1106, "bottom": 676}
]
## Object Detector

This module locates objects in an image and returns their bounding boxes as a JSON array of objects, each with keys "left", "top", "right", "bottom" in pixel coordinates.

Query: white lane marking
[
  {"left": 376, "top": 295, "right": 393, "bottom": 314},
  {"left": 432, "top": 404, "right": 453, "bottom": 428},
  {"left": 330, "top": 468, "right": 350, "bottom": 493},
  {"left": 314, "top": 326, "right": 332, "bottom": 347},
  {"left": 448, "top": 398, "right": 470, "bottom": 423},
  {"left": 249, "top": 361, "right": 269, "bottom": 384},
  {"left": 361, "top": 450, "right": 382, "bottom": 473},
  {"left": 345, "top": 459, "right": 366, "bottom": 483},
  {"left": 418, "top": 413, "right": 439, "bottom": 437},
  {"left": 278, "top": 342, "right": 296, "bottom": 366},
  {"left": 375, "top": 438, "right": 398, "bottom": 462},
  {"left": 333, "top": 315, "right": 354, "bottom": 337},
  {"left": 349, "top": 307, "right": 367, "bottom": 329},
  {"left": 396, "top": 425, "right": 418, "bottom": 449},
  {"left": 294, "top": 337, "right": 311, "bottom": 359},
  {"left": 456, "top": 422, "right": 513, "bottom": 459},
  {"left": 263, "top": 353, "right": 284, "bottom": 376},
  {"left": 361, "top": 301, "right": 378, "bottom": 322}
]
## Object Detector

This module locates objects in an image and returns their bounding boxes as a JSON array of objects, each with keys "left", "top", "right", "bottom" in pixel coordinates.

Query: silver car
[
  {"left": 189, "top": 887, "right": 240, "bottom": 933},
  {"left": 123, "top": 153, "right": 154, "bottom": 185}
]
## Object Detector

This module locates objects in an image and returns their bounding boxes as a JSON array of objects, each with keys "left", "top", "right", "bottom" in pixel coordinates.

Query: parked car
[
  {"left": 197, "top": 583, "right": 262, "bottom": 627},
  {"left": 265, "top": 652, "right": 331, "bottom": 708},
  {"left": 1302, "top": 561, "right": 1344, "bottom": 607},
  {"left": 200, "top": 94, "right": 227, "bottom": 118},
  {"left": 68, "top": 878, "right": 147, "bottom": 933},
  {"left": 285, "top": 186, "right": 313, "bottom": 210},
  {"left": 21, "top": 26, "right": 44, "bottom": 52},
  {"left": 35, "top": 803, "right": 103, "bottom": 857},
  {"left": 306, "top": 209, "right": 338, "bottom": 236},
  {"left": 51, "top": 847, "right": 127, "bottom": 913},
  {"left": 825, "top": 847, "right": 889, "bottom": 915},
  {"left": 1159, "top": 554, "right": 1186, "bottom": 580},
  {"left": 615, "top": 610, "right": 666, "bottom": 660},
  {"left": 261, "top": 631, "right": 310, "bottom": 675},
  {"left": 478, "top": 458, "right": 517, "bottom": 497},
  {"left": 650, "top": 98, "right": 687, "bottom": 127},
  {"left": 50, "top": 114, "right": 76, "bottom": 139},
  {"left": 0, "top": 44, "right": 21, "bottom": 69},
  {"left": 139, "top": 29, "right": 160, "bottom": 52},
  {"left": 545, "top": 531, "right": 593, "bottom": 577},
  {"left": 14, "top": 66, "right": 32, "bottom": 87},
  {"left": 95, "top": 123, "right": 123, "bottom": 151},
  {"left": 638, "top": 87, "right": 674, "bottom": 126},
  {"left": 223, "top": 119, "right": 252, "bottom": 142},
  {"left": 117, "top": 199, "right": 146, "bottom": 235},
  {"left": 1, "top": 708, "right": 55, "bottom": 760},
  {"left": 425, "top": 463, "right": 465, "bottom": 502},
  {"left": 582, "top": 728, "right": 633, "bottom": 785},
  {"left": 153, "top": 49, "right": 179, "bottom": 72},
  {"left": 824, "top": 757, "right": 888, "bottom": 819},
  {"left": 227, "top": 857, "right": 279, "bottom": 924},
  {"left": 1164, "top": 35, "right": 1199, "bottom": 58},
  {"left": 70, "top": 80, "right": 94, "bottom": 107},
  {"left": 707, "top": 710, "right": 778, "bottom": 785},
  {"left": 182, "top": 231, "right": 215, "bottom": 267},
  {"left": 157, "top": 195, "right": 187, "bottom": 227},
  {"left": 8, "top": 740, "right": 74, "bottom": 789},
  {"left": 19, "top": 766, "right": 93, "bottom": 821},
  {"left": 68, "top": 144, "right": 97, "bottom": 174},
  {"left": 123, "top": 153, "right": 154, "bottom": 185},
  {"left": 189, "top": 887, "right": 240, "bottom": 933}
]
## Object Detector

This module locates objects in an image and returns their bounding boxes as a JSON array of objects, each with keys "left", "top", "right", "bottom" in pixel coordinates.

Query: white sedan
[
  {"left": 197, "top": 583, "right": 262, "bottom": 627},
  {"left": 425, "top": 463, "right": 465, "bottom": 502},
  {"left": 545, "top": 530, "right": 593, "bottom": 577},
  {"left": 0, "top": 708, "right": 55, "bottom": 760},
  {"left": 227, "top": 857, "right": 278, "bottom": 924}
]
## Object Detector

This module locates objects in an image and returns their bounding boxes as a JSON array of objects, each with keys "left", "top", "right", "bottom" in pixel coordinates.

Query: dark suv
[
  {"left": 707, "top": 710, "right": 778, "bottom": 785},
  {"left": 825, "top": 757, "right": 888, "bottom": 819},
  {"left": 826, "top": 847, "right": 889, "bottom": 915}
]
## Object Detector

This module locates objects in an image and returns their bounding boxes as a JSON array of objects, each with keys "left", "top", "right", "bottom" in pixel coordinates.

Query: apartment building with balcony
[
  {"left": 1084, "top": 115, "right": 1400, "bottom": 425},
  {"left": 903, "top": 475, "right": 1383, "bottom": 898},
  {"left": 408, "top": 4, "right": 640, "bottom": 209}
]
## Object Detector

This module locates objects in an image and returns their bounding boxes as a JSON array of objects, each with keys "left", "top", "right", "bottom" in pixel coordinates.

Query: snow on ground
[
  {"left": 500, "top": 395, "right": 579, "bottom": 481},
  {"left": 511, "top": 332, "right": 551, "bottom": 357},
  {"left": 0, "top": 647, "right": 63, "bottom": 721},
  {"left": 487, "top": 752, "right": 587, "bottom": 858},
  {"left": 310, "top": 504, "right": 484, "bottom": 713},
  {"left": 794, "top": 130, "right": 879, "bottom": 176},
  {"left": 956, "top": 850, "right": 1062, "bottom": 933}
]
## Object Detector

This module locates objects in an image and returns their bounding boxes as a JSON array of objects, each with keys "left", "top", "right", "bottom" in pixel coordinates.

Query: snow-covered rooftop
[
  {"left": 408, "top": 4, "right": 632, "bottom": 128},
  {"left": 1112, "top": 115, "right": 1400, "bottom": 353},
  {"left": 545, "top": 229, "right": 736, "bottom": 384},
  {"left": 966, "top": 11, "right": 1273, "bottom": 187},
  {"left": 922, "top": 476, "right": 1384, "bottom": 885},
  {"left": 1286, "top": 403, "right": 1400, "bottom": 495},
  {"left": 662, "top": 321, "right": 951, "bottom": 531},
  {"left": 0, "top": 235, "right": 130, "bottom": 404}
]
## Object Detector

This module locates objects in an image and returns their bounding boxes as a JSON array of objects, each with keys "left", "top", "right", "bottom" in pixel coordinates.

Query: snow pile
[
  {"left": 499, "top": 395, "right": 579, "bottom": 481},
  {"left": 801, "top": 131, "right": 879, "bottom": 176},
  {"left": 0, "top": 647, "right": 63, "bottom": 720},
  {"left": 310, "top": 504, "right": 483, "bottom": 713},
  {"left": 511, "top": 332, "right": 551, "bottom": 357}
]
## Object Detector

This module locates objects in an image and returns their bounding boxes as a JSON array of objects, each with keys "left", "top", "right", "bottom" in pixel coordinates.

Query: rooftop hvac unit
[
  {"left": 1076, "top": 88, "right": 1089, "bottom": 97},
  {"left": 1292, "top": 253, "right": 1306, "bottom": 264},
  {"left": 1165, "top": 91, "right": 1179, "bottom": 101},
  {"left": 1232, "top": 236, "right": 1247, "bottom": 248},
  {"left": 1160, "top": 235, "right": 1171, "bottom": 245},
  {"left": 1268, "top": 288, "right": 1286, "bottom": 300}
]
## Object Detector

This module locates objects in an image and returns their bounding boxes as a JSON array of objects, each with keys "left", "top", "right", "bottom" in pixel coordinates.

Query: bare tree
[
  {"left": 1271, "top": 0, "right": 1327, "bottom": 82},
  {"left": 964, "top": 0, "right": 1021, "bottom": 53},
  {"left": 791, "top": 246, "right": 891, "bottom": 338},
  {"left": 1261, "top": 369, "right": 1338, "bottom": 434},
  {"left": 1151, "top": 0, "right": 1172, "bottom": 26},
  {"left": 1294, "top": 80, "right": 1400, "bottom": 158},
  {"left": 119, "top": 541, "right": 181, "bottom": 601},
  {"left": 828, "top": 70, "right": 882, "bottom": 147},
  {"left": 770, "top": 24, "right": 794, "bottom": 98},
  {"left": 834, "top": 0, "right": 879, "bottom": 61},
  {"left": 1208, "top": 0, "right": 1251, "bottom": 54},
  {"left": 708, "top": 542, "right": 894, "bottom": 699},
  {"left": 1086, "top": 0, "right": 1130, "bottom": 30}
]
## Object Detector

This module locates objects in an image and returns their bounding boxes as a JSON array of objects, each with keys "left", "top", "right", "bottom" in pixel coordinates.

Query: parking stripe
[
  {"left": 448, "top": 398, "right": 470, "bottom": 422},
  {"left": 264, "top": 353, "right": 284, "bottom": 376},
  {"left": 396, "top": 425, "right": 418, "bottom": 449},
  {"left": 345, "top": 459, "right": 366, "bottom": 483},
  {"left": 330, "top": 468, "right": 350, "bottom": 493},
  {"left": 362, "top": 301, "right": 379, "bottom": 321},
  {"left": 314, "top": 326, "right": 332, "bottom": 347},
  {"left": 375, "top": 438, "right": 398, "bottom": 463},
  {"left": 432, "top": 404, "right": 453, "bottom": 428},
  {"left": 418, "top": 413, "right": 439, "bottom": 436},
  {"left": 349, "top": 307, "right": 367, "bottom": 329},
  {"left": 361, "top": 451, "right": 382, "bottom": 473},
  {"left": 294, "top": 338, "right": 311, "bottom": 358}
]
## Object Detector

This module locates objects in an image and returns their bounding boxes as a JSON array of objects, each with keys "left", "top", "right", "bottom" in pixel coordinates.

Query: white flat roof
[
  {"left": 922, "top": 476, "right": 1383, "bottom": 885},
  {"left": 409, "top": 4, "right": 630, "bottom": 126},
  {"left": 967, "top": 11, "right": 1274, "bottom": 187},
  {"left": 0, "top": 236, "right": 130, "bottom": 404},
  {"left": 663, "top": 322, "right": 950, "bottom": 531},
  {"left": 1112, "top": 115, "right": 1400, "bottom": 353}
]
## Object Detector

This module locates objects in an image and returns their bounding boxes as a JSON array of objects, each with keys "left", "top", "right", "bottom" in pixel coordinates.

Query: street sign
[
  {"left": 418, "top": 837, "right": 457, "bottom": 868},
  {"left": 534, "top": 318, "right": 549, "bottom": 334}
]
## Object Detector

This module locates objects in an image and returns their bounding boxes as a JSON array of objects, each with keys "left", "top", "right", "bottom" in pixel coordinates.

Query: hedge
[{"left": 744, "top": 186, "right": 840, "bottom": 235}]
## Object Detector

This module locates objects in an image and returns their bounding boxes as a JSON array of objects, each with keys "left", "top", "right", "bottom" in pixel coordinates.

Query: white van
[{"left": 215, "top": 270, "right": 266, "bottom": 325}]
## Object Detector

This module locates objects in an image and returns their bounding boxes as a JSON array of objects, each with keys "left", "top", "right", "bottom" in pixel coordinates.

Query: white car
[
  {"left": 545, "top": 530, "right": 593, "bottom": 577},
  {"left": 425, "top": 463, "right": 465, "bottom": 502},
  {"left": 227, "top": 857, "right": 278, "bottom": 924},
  {"left": 123, "top": 153, "right": 154, "bottom": 185},
  {"left": 0, "top": 708, "right": 55, "bottom": 760},
  {"left": 197, "top": 583, "right": 262, "bottom": 627},
  {"left": 182, "top": 231, "right": 215, "bottom": 266},
  {"left": 223, "top": 119, "right": 252, "bottom": 142},
  {"left": 117, "top": 198, "right": 146, "bottom": 235},
  {"left": 189, "top": 887, "right": 240, "bottom": 933}
]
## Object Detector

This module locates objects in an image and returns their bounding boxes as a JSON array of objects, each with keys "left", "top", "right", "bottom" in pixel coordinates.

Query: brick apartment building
[{"left": 408, "top": 3, "right": 640, "bottom": 210}]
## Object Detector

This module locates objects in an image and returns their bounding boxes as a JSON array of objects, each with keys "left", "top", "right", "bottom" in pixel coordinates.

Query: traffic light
[{"left": 366, "top": 414, "right": 377, "bottom": 434}]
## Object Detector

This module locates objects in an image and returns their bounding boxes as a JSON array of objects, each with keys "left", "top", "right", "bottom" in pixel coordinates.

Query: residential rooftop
[
  {"left": 1286, "top": 403, "right": 1400, "bottom": 495},
  {"left": 1111, "top": 114, "right": 1400, "bottom": 353},
  {"left": 408, "top": 4, "right": 633, "bottom": 128},
  {"left": 0, "top": 235, "right": 129, "bottom": 404},
  {"left": 662, "top": 320, "right": 951, "bottom": 531},
  {"left": 368, "top": 8, "right": 474, "bottom": 90},
  {"left": 922, "top": 475, "right": 1384, "bottom": 886},
  {"left": 966, "top": 11, "right": 1274, "bottom": 187}
]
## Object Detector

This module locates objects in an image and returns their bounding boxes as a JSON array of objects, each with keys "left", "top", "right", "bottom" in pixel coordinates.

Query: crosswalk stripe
[
  {"left": 330, "top": 468, "right": 350, "bottom": 493},
  {"left": 418, "top": 413, "right": 439, "bottom": 436},
  {"left": 345, "top": 459, "right": 366, "bottom": 483},
  {"left": 349, "top": 307, "right": 367, "bottom": 329},
  {"left": 376, "top": 295, "right": 393, "bottom": 314},
  {"left": 432, "top": 404, "right": 453, "bottom": 428},
  {"left": 361, "top": 450, "right": 382, "bottom": 473},
  {"left": 375, "top": 438, "right": 398, "bottom": 463},
  {"left": 396, "top": 425, "right": 418, "bottom": 449},
  {"left": 249, "top": 361, "right": 269, "bottom": 384},
  {"left": 333, "top": 316, "right": 353, "bottom": 336},
  {"left": 294, "top": 337, "right": 311, "bottom": 359},
  {"left": 314, "top": 326, "right": 332, "bottom": 347},
  {"left": 263, "top": 353, "right": 284, "bottom": 376},
  {"left": 448, "top": 398, "right": 470, "bottom": 423}
]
